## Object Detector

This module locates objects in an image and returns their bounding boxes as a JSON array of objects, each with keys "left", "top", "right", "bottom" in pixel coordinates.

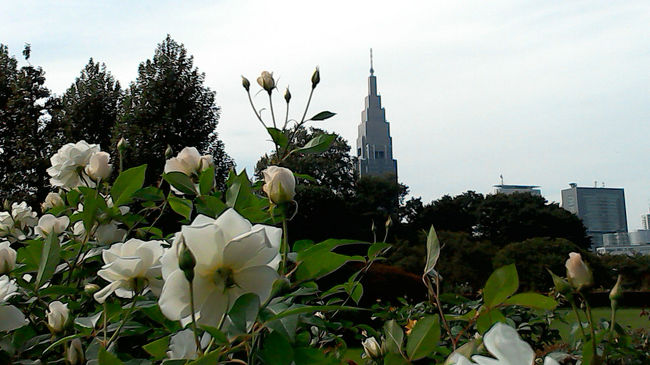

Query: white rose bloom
[
  {"left": 262, "top": 166, "right": 296, "bottom": 204},
  {"left": 47, "top": 140, "right": 101, "bottom": 189},
  {"left": 35, "top": 214, "right": 70, "bottom": 237},
  {"left": 11, "top": 202, "right": 38, "bottom": 229},
  {"left": 362, "top": 337, "right": 382, "bottom": 359},
  {"left": 164, "top": 147, "right": 212, "bottom": 176},
  {"left": 46, "top": 301, "right": 69, "bottom": 333},
  {"left": 0, "top": 212, "right": 13, "bottom": 238},
  {"left": 0, "top": 275, "right": 28, "bottom": 332},
  {"left": 67, "top": 338, "right": 84, "bottom": 365},
  {"left": 85, "top": 151, "right": 113, "bottom": 181},
  {"left": 158, "top": 209, "right": 281, "bottom": 326},
  {"left": 94, "top": 239, "right": 165, "bottom": 303},
  {"left": 0, "top": 202, "right": 37, "bottom": 242},
  {"left": 448, "top": 323, "right": 560, "bottom": 365},
  {"left": 0, "top": 240, "right": 17, "bottom": 274},
  {"left": 167, "top": 329, "right": 212, "bottom": 360},
  {"left": 41, "top": 192, "right": 65, "bottom": 211}
]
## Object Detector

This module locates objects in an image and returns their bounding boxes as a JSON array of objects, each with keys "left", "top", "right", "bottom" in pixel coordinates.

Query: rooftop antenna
[
  {"left": 500, "top": 174, "right": 504, "bottom": 185},
  {"left": 370, "top": 48, "right": 374, "bottom": 75}
]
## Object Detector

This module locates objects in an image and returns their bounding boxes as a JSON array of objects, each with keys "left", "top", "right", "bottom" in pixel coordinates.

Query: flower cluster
[{"left": 47, "top": 140, "right": 112, "bottom": 190}]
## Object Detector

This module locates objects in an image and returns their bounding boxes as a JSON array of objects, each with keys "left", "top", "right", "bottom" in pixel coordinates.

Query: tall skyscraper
[
  {"left": 642, "top": 212, "right": 650, "bottom": 230},
  {"left": 561, "top": 183, "right": 628, "bottom": 248},
  {"left": 356, "top": 49, "right": 398, "bottom": 180}
]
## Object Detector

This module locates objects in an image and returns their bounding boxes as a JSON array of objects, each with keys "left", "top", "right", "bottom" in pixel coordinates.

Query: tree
[
  {"left": 255, "top": 127, "right": 357, "bottom": 197},
  {"left": 49, "top": 58, "right": 122, "bottom": 152},
  {"left": 0, "top": 44, "right": 52, "bottom": 205},
  {"left": 114, "top": 35, "right": 233, "bottom": 187},
  {"left": 409, "top": 191, "right": 484, "bottom": 232}
]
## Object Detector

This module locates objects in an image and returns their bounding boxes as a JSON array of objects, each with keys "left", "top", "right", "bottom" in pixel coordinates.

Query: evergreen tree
[
  {"left": 50, "top": 58, "right": 122, "bottom": 151},
  {"left": 0, "top": 44, "right": 52, "bottom": 205},
  {"left": 115, "top": 35, "right": 232, "bottom": 187}
]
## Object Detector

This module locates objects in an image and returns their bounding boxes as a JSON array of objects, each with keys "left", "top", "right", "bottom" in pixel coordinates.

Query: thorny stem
[
  {"left": 189, "top": 281, "right": 203, "bottom": 356},
  {"left": 570, "top": 300, "right": 588, "bottom": 342},
  {"left": 246, "top": 90, "right": 267, "bottom": 129},
  {"left": 284, "top": 87, "right": 316, "bottom": 160},
  {"left": 268, "top": 92, "right": 277, "bottom": 129},
  {"left": 425, "top": 274, "right": 455, "bottom": 350},
  {"left": 280, "top": 217, "right": 289, "bottom": 276},
  {"left": 282, "top": 97, "right": 290, "bottom": 131},
  {"left": 105, "top": 292, "right": 140, "bottom": 348},
  {"left": 581, "top": 293, "right": 598, "bottom": 359}
]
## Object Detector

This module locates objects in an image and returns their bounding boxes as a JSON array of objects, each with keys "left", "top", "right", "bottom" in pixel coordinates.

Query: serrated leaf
[
  {"left": 167, "top": 193, "right": 193, "bottom": 220},
  {"left": 267, "top": 127, "right": 289, "bottom": 149},
  {"left": 502, "top": 293, "right": 558, "bottom": 310},
  {"left": 406, "top": 315, "right": 440, "bottom": 360},
  {"left": 194, "top": 195, "right": 227, "bottom": 218},
  {"left": 163, "top": 171, "right": 197, "bottom": 195},
  {"left": 309, "top": 111, "right": 336, "bottom": 121},
  {"left": 483, "top": 264, "right": 519, "bottom": 308},
  {"left": 423, "top": 226, "right": 440, "bottom": 277},
  {"left": 292, "top": 133, "right": 336, "bottom": 155},
  {"left": 111, "top": 165, "right": 146, "bottom": 206},
  {"left": 199, "top": 166, "right": 215, "bottom": 195}
]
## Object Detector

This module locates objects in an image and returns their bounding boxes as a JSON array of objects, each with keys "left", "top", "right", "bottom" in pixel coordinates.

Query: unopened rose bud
[
  {"left": 565, "top": 252, "right": 593, "bottom": 291},
  {"left": 385, "top": 216, "right": 392, "bottom": 229},
  {"left": 177, "top": 236, "right": 196, "bottom": 283},
  {"left": 85, "top": 152, "right": 113, "bottom": 181},
  {"left": 311, "top": 67, "right": 320, "bottom": 89},
  {"left": 609, "top": 274, "right": 623, "bottom": 302},
  {"left": 117, "top": 137, "right": 127, "bottom": 152},
  {"left": 46, "top": 301, "right": 69, "bottom": 333},
  {"left": 84, "top": 283, "right": 100, "bottom": 295},
  {"left": 165, "top": 145, "right": 173, "bottom": 159},
  {"left": 241, "top": 76, "right": 250, "bottom": 91},
  {"left": 2, "top": 200, "right": 10, "bottom": 212},
  {"left": 262, "top": 166, "right": 296, "bottom": 205},
  {"left": 257, "top": 71, "right": 275, "bottom": 94},
  {"left": 362, "top": 337, "right": 381, "bottom": 359},
  {"left": 0, "top": 240, "right": 17, "bottom": 274},
  {"left": 67, "top": 338, "right": 84, "bottom": 365},
  {"left": 284, "top": 87, "right": 291, "bottom": 103},
  {"left": 371, "top": 221, "right": 376, "bottom": 233}
]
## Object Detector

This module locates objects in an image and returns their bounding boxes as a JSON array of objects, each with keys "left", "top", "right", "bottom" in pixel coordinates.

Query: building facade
[
  {"left": 642, "top": 213, "right": 650, "bottom": 230},
  {"left": 561, "top": 183, "right": 628, "bottom": 248},
  {"left": 493, "top": 184, "right": 541, "bottom": 196},
  {"left": 356, "top": 50, "right": 398, "bottom": 180}
]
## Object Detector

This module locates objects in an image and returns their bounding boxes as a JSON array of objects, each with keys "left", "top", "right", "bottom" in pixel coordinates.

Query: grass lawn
[{"left": 552, "top": 307, "right": 649, "bottom": 342}]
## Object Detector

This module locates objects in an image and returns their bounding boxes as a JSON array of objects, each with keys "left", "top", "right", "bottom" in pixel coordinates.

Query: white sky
[{"left": 2, "top": 0, "right": 649, "bottom": 229}]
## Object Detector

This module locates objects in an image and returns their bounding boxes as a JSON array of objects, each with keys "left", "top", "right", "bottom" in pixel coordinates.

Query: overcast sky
[{"left": 2, "top": 0, "right": 649, "bottom": 229}]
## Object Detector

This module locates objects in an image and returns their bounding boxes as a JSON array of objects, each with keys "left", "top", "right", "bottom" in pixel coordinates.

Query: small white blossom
[
  {"left": 46, "top": 301, "right": 69, "bottom": 333},
  {"left": 85, "top": 151, "right": 113, "bottom": 181},
  {"left": 164, "top": 147, "right": 212, "bottom": 176},
  {"left": 0, "top": 240, "right": 16, "bottom": 274},
  {"left": 0, "top": 275, "right": 27, "bottom": 332},
  {"left": 35, "top": 214, "right": 70, "bottom": 237},
  {"left": 41, "top": 192, "right": 65, "bottom": 211},
  {"left": 262, "top": 166, "right": 296, "bottom": 204}
]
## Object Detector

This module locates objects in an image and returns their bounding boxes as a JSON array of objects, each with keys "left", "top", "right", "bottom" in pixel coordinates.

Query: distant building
[
  {"left": 596, "top": 244, "right": 650, "bottom": 256},
  {"left": 629, "top": 230, "right": 650, "bottom": 245},
  {"left": 598, "top": 230, "right": 650, "bottom": 255},
  {"left": 356, "top": 50, "right": 398, "bottom": 180},
  {"left": 642, "top": 213, "right": 650, "bottom": 230},
  {"left": 493, "top": 184, "right": 541, "bottom": 196},
  {"left": 561, "top": 183, "right": 628, "bottom": 248}
]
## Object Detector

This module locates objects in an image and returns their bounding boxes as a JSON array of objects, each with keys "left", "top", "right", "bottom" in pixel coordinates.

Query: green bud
[
  {"left": 117, "top": 137, "right": 127, "bottom": 152},
  {"left": 385, "top": 216, "right": 392, "bottom": 229},
  {"left": 284, "top": 87, "right": 291, "bottom": 103},
  {"left": 609, "top": 274, "right": 623, "bottom": 302},
  {"left": 84, "top": 283, "right": 100, "bottom": 295},
  {"left": 177, "top": 235, "right": 196, "bottom": 283},
  {"left": 165, "top": 145, "right": 173, "bottom": 159},
  {"left": 270, "top": 277, "right": 291, "bottom": 298},
  {"left": 547, "top": 269, "right": 572, "bottom": 295},
  {"left": 241, "top": 75, "right": 250, "bottom": 91},
  {"left": 311, "top": 67, "right": 320, "bottom": 88},
  {"left": 2, "top": 199, "right": 10, "bottom": 211}
]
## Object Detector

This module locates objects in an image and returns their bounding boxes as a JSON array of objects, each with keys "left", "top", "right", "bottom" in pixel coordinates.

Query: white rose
[
  {"left": 35, "top": 214, "right": 70, "bottom": 237},
  {"left": 167, "top": 329, "right": 204, "bottom": 360},
  {"left": 0, "top": 275, "right": 27, "bottom": 332},
  {"left": 66, "top": 338, "right": 84, "bottom": 365},
  {"left": 47, "top": 140, "right": 100, "bottom": 189},
  {"left": 11, "top": 202, "right": 38, "bottom": 230},
  {"left": 94, "top": 239, "right": 165, "bottom": 303},
  {"left": 362, "top": 337, "right": 382, "bottom": 359},
  {"left": 41, "top": 192, "right": 65, "bottom": 211},
  {"left": 164, "top": 147, "right": 202, "bottom": 176},
  {"left": 0, "top": 241, "right": 17, "bottom": 274},
  {"left": 46, "top": 301, "right": 69, "bottom": 333},
  {"left": 262, "top": 166, "right": 296, "bottom": 205},
  {"left": 85, "top": 151, "right": 113, "bottom": 181},
  {"left": 565, "top": 252, "right": 592, "bottom": 290},
  {"left": 447, "top": 323, "right": 560, "bottom": 365},
  {"left": 256, "top": 71, "right": 275, "bottom": 93},
  {"left": 158, "top": 209, "right": 281, "bottom": 326}
]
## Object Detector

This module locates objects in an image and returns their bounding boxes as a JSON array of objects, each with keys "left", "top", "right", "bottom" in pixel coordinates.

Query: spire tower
[{"left": 355, "top": 49, "right": 398, "bottom": 180}]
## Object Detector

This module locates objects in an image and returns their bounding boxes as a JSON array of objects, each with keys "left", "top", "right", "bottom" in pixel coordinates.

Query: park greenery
[{"left": 0, "top": 38, "right": 648, "bottom": 364}]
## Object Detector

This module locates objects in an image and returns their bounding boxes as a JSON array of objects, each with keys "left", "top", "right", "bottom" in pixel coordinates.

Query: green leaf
[
  {"left": 406, "top": 315, "right": 441, "bottom": 360},
  {"left": 143, "top": 337, "right": 170, "bottom": 360},
  {"left": 383, "top": 320, "right": 404, "bottom": 354},
  {"left": 292, "top": 172, "right": 316, "bottom": 182},
  {"left": 200, "top": 325, "right": 228, "bottom": 345},
  {"left": 133, "top": 186, "right": 165, "bottom": 201},
  {"left": 368, "top": 242, "right": 391, "bottom": 260},
  {"left": 263, "top": 305, "right": 361, "bottom": 323},
  {"left": 423, "top": 226, "right": 440, "bottom": 277},
  {"left": 111, "top": 165, "right": 147, "bottom": 206},
  {"left": 98, "top": 347, "right": 124, "bottom": 365},
  {"left": 225, "top": 170, "right": 254, "bottom": 210},
  {"left": 42, "top": 333, "right": 84, "bottom": 354},
  {"left": 309, "top": 111, "right": 336, "bottom": 121},
  {"left": 194, "top": 195, "right": 227, "bottom": 218},
  {"left": 291, "top": 133, "right": 336, "bottom": 155},
  {"left": 476, "top": 308, "right": 507, "bottom": 334},
  {"left": 35, "top": 234, "right": 60, "bottom": 289},
  {"left": 163, "top": 171, "right": 197, "bottom": 195},
  {"left": 483, "top": 264, "right": 519, "bottom": 308},
  {"left": 199, "top": 166, "right": 215, "bottom": 195},
  {"left": 260, "top": 331, "right": 293, "bottom": 365},
  {"left": 186, "top": 351, "right": 220, "bottom": 365},
  {"left": 347, "top": 281, "right": 363, "bottom": 304},
  {"left": 383, "top": 353, "right": 410, "bottom": 365},
  {"left": 293, "top": 347, "right": 339, "bottom": 365},
  {"left": 167, "top": 193, "right": 193, "bottom": 220},
  {"left": 295, "top": 239, "right": 365, "bottom": 281},
  {"left": 228, "top": 293, "right": 260, "bottom": 333},
  {"left": 502, "top": 293, "right": 558, "bottom": 310},
  {"left": 267, "top": 127, "right": 289, "bottom": 149}
]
